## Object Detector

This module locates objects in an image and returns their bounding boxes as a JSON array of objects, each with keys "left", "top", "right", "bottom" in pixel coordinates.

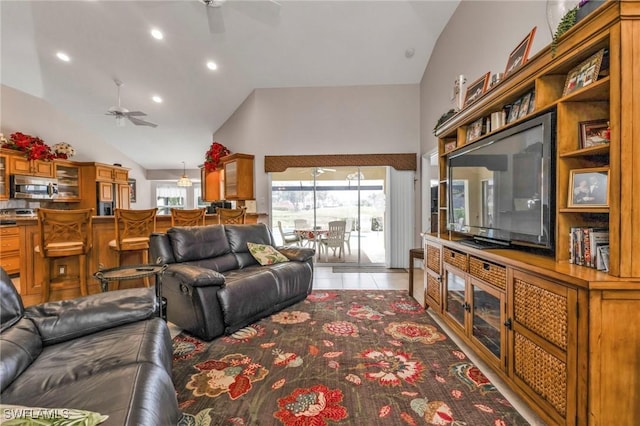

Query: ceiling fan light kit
[{"left": 105, "top": 79, "right": 158, "bottom": 128}]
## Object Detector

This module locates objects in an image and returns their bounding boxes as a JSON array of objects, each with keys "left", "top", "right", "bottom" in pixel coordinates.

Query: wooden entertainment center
[{"left": 425, "top": 2, "right": 639, "bottom": 425}]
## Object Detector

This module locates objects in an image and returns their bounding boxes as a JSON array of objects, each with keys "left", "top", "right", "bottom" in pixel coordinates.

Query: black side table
[{"left": 94, "top": 264, "right": 167, "bottom": 320}]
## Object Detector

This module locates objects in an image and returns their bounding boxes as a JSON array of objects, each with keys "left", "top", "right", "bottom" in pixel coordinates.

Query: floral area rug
[{"left": 172, "top": 290, "right": 529, "bottom": 425}]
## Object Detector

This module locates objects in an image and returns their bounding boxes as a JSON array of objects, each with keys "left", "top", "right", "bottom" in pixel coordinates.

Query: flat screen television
[{"left": 447, "top": 109, "right": 556, "bottom": 251}]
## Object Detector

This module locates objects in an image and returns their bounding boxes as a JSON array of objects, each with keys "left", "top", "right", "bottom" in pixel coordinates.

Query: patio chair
[
  {"left": 319, "top": 220, "right": 346, "bottom": 261},
  {"left": 278, "top": 221, "right": 302, "bottom": 246}
]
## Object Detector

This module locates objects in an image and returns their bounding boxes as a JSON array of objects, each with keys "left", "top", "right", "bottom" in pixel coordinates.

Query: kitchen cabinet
[
  {"left": 221, "top": 153, "right": 254, "bottom": 200},
  {"left": 95, "top": 164, "right": 128, "bottom": 183},
  {"left": 117, "top": 183, "right": 131, "bottom": 210},
  {"left": 201, "top": 167, "right": 223, "bottom": 202},
  {"left": 0, "top": 226, "right": 20, "bottom": 275},
  {"left": 0, "top": 154, "right": 8, "bottom": 200},
  {"left": 9, "top": 155, "right": 54, "bottom": 177},
  {"left": 78, "top": 163, "right": 130, "bottom": 214},
  {"left": 97, "top": 182, "right": 114, "bottom": 202},
  {"left": 54, "top": 161, "right": 81, "bottom": 202}
]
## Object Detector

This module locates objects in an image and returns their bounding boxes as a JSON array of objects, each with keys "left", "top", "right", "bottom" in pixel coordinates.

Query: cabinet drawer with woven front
[
  {"left": 469, "top": 256, "right": 506, "bottom": 290},
  {"left": 425, "top": 244, "right": 441, "bottom": 274},
  {"left": 443, "top": 247, "right": 467, "bottom": 271}
]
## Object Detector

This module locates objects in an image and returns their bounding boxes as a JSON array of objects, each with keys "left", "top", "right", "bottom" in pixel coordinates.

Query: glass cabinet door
[
  {"left": 444, "top": 264, "right": 467, "bottom": 329},
  {"left": 0, "top": 155, "right": 7, "bottom": 199},
  {"left": 55, "top": 162, "right": 81, "bottom": 201},
  {"left": 470, "top": 277, "right": 505, "bottom": 364}
]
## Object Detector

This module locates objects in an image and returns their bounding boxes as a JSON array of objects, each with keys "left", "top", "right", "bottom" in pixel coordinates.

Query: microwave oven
[{"left": 10, "top": 175, "right": 59, "bottom": 200}]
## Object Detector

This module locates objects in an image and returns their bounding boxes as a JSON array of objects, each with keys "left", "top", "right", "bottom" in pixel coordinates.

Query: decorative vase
[{"left": 546, "top": 0, "right": 580, "bottom": 38}]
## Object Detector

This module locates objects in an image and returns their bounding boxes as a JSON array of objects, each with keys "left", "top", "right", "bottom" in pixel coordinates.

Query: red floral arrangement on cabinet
[
  {"left": 204, "top": 141, "right": 230, "bottom": 171},
  {"left": 1, "top": 132, "right": 54, "bottom": 161}
]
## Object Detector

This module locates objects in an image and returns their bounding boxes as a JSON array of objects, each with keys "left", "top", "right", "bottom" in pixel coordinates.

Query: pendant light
[{"left": 177, "top": 161, "right": 193, "bottom": 187}]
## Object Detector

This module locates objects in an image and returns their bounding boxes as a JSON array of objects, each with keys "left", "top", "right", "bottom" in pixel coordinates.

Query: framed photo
[
  {"left": 527, "top": 91, "right": 536, "bottom": 114},
  {"left": 507, "top": 98, "right": 521, "bottom": 123},
  {"left": 563, "top": 48, "right": 606, "bottom": 96},
  {"left": 568, "top": 167, "right": 609, "bottom": 208},
  {"left": 466, "top": 117, "right": 484, "bottom": 142},
  {"left": 463, "top": 72, "right": 490, "bottom": 109},
  {"left": 444, "top": 140, "right": 457, "bottom": 153},
  {"left": 128, "top": 178, "right": 137, "bottom": 203},
  {"left": 579, "top": 119, "right": 610, "bottom": 148},
  {"left": 518, "top": 93, "right": 532, "bottom": 119},
  {"left": 504, "top": 27, "right": 537, "bottom": 78}
]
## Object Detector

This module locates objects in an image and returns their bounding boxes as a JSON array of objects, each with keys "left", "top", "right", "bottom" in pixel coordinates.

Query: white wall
[
  {"left": 213, "top": 85, "right": 421, "bottom": 213},
  {"left": 0, "top": 84, "right": 152, "bottom": 208},
  {"left": 420, "top": 1, "right": 550, "bottom": 154}
]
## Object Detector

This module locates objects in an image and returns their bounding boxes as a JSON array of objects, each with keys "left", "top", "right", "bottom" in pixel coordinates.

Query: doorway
[{"left": 271, "top": 166, "right": 387, "bottom": 265}]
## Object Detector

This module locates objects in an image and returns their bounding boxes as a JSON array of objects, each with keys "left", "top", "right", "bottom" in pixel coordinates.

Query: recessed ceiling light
[
  {"left": 152, "top": 95, "right": 163, "bottom": 103},
  {"left": 150, "top": 28, "right": 164, "bottom": 40},
  {"left": 56, "top": 52, "right": 71, "bottom": 62},
  {"left": 206, "top": 61, "right": 218, "bottom": 71}
]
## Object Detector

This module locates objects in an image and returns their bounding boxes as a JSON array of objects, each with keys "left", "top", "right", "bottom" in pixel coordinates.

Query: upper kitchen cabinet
[
  {"left": 221, "top": 153, "right": 254, "bottom": 200},
  {"left": 53, "top": 160, "right": 81, "bottom": 202},
  {"left": 95, "top": 164, "right": 129, "bottom": 183},
  {"left": 8, "top": 155, "right": 54, "bottom": 177},
  {"left": 201, "top": 167, "right": 223, "bottom": 202},
  {"left": 0, "top": 153, "right": 8, "bottom": 200}
]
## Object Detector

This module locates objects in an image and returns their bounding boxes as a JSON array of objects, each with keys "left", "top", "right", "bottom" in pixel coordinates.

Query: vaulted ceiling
[{"left": 1, "top": 1, "right": 459, "bottom": 170}]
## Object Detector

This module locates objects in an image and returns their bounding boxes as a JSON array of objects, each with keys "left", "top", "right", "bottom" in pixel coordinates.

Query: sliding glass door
[{"left": 271, "top": 166, "right": 386, "bottom": 265}]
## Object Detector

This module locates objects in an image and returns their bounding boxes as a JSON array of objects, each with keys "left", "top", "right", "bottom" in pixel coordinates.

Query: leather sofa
[
  {"left": 150, "top": 223, "right": 315, "bottom": 341},
  {"left": 0, "top": 267, "right": 181, "bottom": 425}
]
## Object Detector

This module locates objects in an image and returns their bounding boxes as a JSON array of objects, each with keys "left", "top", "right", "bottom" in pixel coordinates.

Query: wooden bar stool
[
  {"left": 171, "top": 208, "right": 206, "bottom": 226},
  {"left": 108, "top": 209, "right": 157, "bottom": 287},
  {"left": 35, "top": 208, "right": 94, "bottom": 303},
  {"left": 217, "top": 207, "right": 246, "bottom": 224}
]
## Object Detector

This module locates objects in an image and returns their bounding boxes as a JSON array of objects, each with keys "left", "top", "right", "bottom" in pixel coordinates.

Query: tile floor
[{"left": 170, "top": 265, "right": 546, "bottom": 425}]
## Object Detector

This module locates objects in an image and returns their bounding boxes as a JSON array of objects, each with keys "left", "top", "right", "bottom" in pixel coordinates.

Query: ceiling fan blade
[
  {"left": 123, "top": 111, "right": 147, "bottom": 117},
  {"left": 229, "top": 0, "right": 281, "bottom": 27},
  {"left": 128, "top": 116, "right": 158, "bottom": 128},
  {"left": 205, "top": 4, "right": 225, "bottom": 34}
]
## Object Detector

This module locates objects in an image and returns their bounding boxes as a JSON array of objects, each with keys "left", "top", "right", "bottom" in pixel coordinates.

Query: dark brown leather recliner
[{"left": 0, "top": 267, "right": 181, "bottom": 425}]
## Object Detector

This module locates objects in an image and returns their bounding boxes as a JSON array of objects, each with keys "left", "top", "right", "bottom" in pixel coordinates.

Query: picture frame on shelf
[
  {"left": 568, "top": 167, "right": 609, "bottom": 208},
  {"left": 444, "top": 140, "right": 457, "bottom": 153},
  {"left": 579, "top": 119, "right": 610, "bottom": 148},
  {"left": 527, "top": 90, "right": 536, "bottom": 114},
  {"left": 562, "top": 48, "right": 606, "bottom": 96},
  {"left": 466, "top": 117, "right": 484, "bottom": 142},
  {"left": 518, "top": 92, "right": 532, "bottom": 119},
  {"left": 463, "top": 72, "right": 490, "bottom": 109},
  {"left": 504, "top": 27, "right": 537, "bottom": 78},
  {"left": 507, "top": 98, "right": 522, "bottom": 123}
]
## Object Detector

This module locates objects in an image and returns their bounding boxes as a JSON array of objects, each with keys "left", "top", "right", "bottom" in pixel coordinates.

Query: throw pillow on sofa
[{"left": 247, "top": 242, "right": 290, "bottom": 265}]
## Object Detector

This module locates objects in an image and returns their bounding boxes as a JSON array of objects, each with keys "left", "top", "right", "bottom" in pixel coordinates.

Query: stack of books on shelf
[{"left": 569, "top": 227, "right": 609, "bottom": 271}]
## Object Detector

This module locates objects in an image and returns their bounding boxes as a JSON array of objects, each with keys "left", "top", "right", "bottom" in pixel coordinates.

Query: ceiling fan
[
  {"left": 199, "top": 0, "right": 281, "bottom": 34},
  {"left": 302, "top": 167, "right": 336, "bottom": 177},
  {"left": 105, "top": 79, "right": 157, "bottom": 128}
]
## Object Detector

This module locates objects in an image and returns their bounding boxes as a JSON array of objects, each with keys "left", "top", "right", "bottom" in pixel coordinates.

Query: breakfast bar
[{"left": 4, "top": 212, "right": 267, "bottom": 306}]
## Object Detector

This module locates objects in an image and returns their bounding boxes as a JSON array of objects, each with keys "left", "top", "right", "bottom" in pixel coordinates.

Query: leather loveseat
[
  {"left": 0, "top": 267, "right": 181, "bottom": 425},
  {"left": 150, "top": 223, "right": 315, "bottom": 341}
]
